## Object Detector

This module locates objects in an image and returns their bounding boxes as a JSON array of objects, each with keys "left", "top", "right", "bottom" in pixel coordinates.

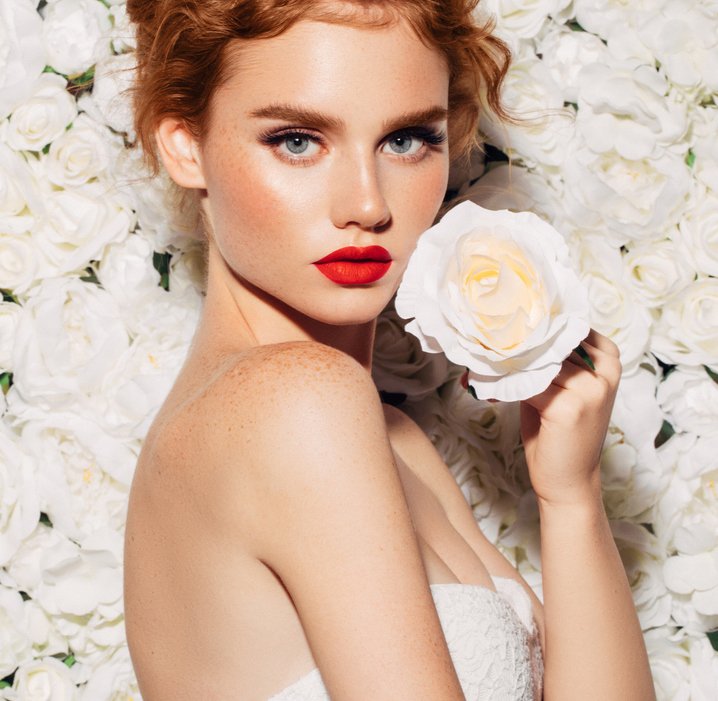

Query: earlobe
[{"left": 155, "top": 118, "right": 207, "bottom": 189}]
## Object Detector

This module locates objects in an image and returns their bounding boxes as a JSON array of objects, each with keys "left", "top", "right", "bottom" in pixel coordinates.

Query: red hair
[{"left": 125, "top": 0, "right": 512, "bottom": 175}]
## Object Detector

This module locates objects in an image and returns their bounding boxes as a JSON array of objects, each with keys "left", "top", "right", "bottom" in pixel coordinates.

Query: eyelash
[{"left": 258, "top": 126, "right": 447, "bottom": 165}]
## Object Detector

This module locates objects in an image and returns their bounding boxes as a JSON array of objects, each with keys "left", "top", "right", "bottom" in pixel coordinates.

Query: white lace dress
[{"left": 267, "top": 575, "right": 544, "bottom": 700}]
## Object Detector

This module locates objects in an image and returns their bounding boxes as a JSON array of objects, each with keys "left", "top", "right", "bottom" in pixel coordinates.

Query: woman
[{"left": 122, "top": 1, "right": 656, "bottom": 699}]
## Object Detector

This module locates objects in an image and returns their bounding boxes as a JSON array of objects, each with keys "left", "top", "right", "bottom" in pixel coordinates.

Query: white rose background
[{"left": 0, "top": 0, "right": 716, "bottom": 698}]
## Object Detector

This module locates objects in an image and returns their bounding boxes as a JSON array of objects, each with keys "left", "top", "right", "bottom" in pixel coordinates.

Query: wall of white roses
[{"left": 0, "top": 0, "right": 716, "bottom": 698}]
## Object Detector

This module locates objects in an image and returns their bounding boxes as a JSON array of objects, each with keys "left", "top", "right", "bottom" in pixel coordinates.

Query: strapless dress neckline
[{"left": 267, "top": 575, "right": 543, "bottom": 701}]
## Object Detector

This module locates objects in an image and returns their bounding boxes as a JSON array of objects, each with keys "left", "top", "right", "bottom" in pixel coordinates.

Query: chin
[{"left": 299, "top": 295, "right": 391, "bottom": 327}]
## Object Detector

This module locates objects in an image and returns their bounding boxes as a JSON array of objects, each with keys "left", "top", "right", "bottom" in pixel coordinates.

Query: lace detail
[{"left": 267, "top": 576, "right": 543, "bottom": 701}]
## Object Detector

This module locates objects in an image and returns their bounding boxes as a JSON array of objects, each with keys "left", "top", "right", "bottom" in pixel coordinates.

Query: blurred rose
[
  {"left": 622, "top": 238, "right": 695, "bottom": 309},
  {"left": 687, "top": 633, "right": 718, "bottom": 701},
  {"left": 77, "top": 278, "right": 201, "bottom": 438},
  {"left": 2, "top": 525, "right": 74, "bottom": 600},
  {"left": 0, "top": 0, "right": 47, "bottom": 121},
  {"left": 0, "top": 233, "right": 40, "bottom": 296},
  {"left": 17, "top": 411, "right": 133, "bottom": 545},
  {"left": 480, "top": 47, "right": 571, "bottom": 169},
  {"left": 40, "top": 0, "right": 111, "bottom": 78},
  {"left": 0, "top": 422, "right": 40, "bottom": 567},
  {"left": 691, "top": 106, "right": 718, "bottom": 193},
  {"left": 32, "top": 181, "right": 133, "bottom": 276},
  {"left": 576, "top": 63, "right": 688, "bottom": 160},
  {"left": 396, "top": 200, "right": 590, "bottom": 401},
  {"left": 461, "top": 163, "right": 561, "bottom": 227},
  {"left": 480, "top": 0, "right": 571, "bottom": 40},
  {"left": 108, "top": 2, "right": 136, "bottom": 54},
  {"left": 643, "top": 626, "right": 691, "bottom": 701},
  {"left": 678, "top": 187, "right": 718, "bottom": 277},
  {"left": 638, "top": 1, "right": 718, "bottom": 97},
  {"left": 78, "top": 52, "right": 136, "bottom": 136},
  {"left": 610, "top": 360, "right": 664, "bottom": 451},
  {"left": 44, "top": 113, "right": 119, "bottom": 188},
  {"left": 573, "top": 0, "right": 663, "bottom": 40},
  {"left": 3, "top": 74, "right": 77, "bottom": 153},
  {"left": 569, "top": 234, "right": 651, "bottom": 372},
  {"left": 372, "top": 307, "right": 449, "bottom": 401},
  {"left": 656, "top": 366, "right": 718, "bottom": 437},
  {"left": 601, "top": 428, "right": 666, "bottom": 521},
  {"left": 536, "top": 26, "right": 609, "bottom": 104},
  {"left": 0, "top": 143, "right": 44, "bottom": 235},
  {"left": 9, "top": 277, "right": 130, "bottom": 413},
  {"left": 663, "top": 550, "right": 718, "bottom": 618},
  {"left": 0, "top": 586, "right": 34, "bottom": 679},
  {"left": 0, "top": 302, "right": 23, "bottom": 371},
  {"left": 5, "top": 656, "right": 79, "bottom": 701},
  {"left": 562, "top": 135, "right": 691, "bottom": 246},
  {"left": 77, "top": 646, "right": 141, "bottom": 701},
  {"left": 610, "top": 520, "right": 672, "bottom": 630},
  {"left": 96, "top": 232, "right": 162, "bottom": 307},
  {"left": 651, "top": 277, "right": 718, "bottom": 369}
]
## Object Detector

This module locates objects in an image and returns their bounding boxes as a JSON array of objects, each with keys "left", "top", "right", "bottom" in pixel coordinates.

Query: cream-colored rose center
[{"left": 460, "top": 238, "right": 547, "bottom": 350}]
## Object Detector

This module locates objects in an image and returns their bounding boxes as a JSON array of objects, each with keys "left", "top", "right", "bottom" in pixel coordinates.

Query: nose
[{"left": 329, "top": 149, "right": 392, "bottom": 232}]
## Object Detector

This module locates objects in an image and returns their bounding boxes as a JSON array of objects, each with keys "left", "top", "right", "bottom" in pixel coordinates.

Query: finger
[
  {"left": 568, "top": 346, "right": 596, "bottom": 372},
  {"left": 521, "top": 380, "right": 563, "bottom": 414},
  {"left": 551, "top": 358, "right": 592, "bottom": 389},
  {"left": 574, "top": 338, "right": 622, "bottom": 382},
  {"left": 582, "top": 328, "right": 621, "bottom": 358}
]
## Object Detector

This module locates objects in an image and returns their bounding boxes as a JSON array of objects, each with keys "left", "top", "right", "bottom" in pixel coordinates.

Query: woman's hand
[{"left": 519, "top": 328, "right": 623, "bottom": 508}]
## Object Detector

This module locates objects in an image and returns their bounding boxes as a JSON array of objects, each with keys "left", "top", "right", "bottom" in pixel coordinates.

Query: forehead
[{"left": 213, "top": 19, "right": 449, "bottom": 122}]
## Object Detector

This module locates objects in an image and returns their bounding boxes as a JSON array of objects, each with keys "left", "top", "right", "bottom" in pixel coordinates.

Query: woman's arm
[
  {"left": 521, "top": 329, "right": 656, "bottom": 700},
  {"left": 537, "top": 483, "right": 655, "bottom": 700},
  {"left": 205, "top": 341, "right": 466, "bottom": 701}
]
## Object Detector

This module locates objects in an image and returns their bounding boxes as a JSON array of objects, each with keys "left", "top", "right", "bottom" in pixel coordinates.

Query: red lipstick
[{"left": 313, "top": 245, "right": 392, "bottom": 284}]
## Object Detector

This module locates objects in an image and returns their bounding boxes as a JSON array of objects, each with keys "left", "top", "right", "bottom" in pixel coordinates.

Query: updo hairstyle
[{"left": 125, "top": 0, "right": 513, "bottom": 178}]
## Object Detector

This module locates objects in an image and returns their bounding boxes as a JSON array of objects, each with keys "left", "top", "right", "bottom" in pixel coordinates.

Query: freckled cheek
[
  {"left": 209, "top": 157, "right": 315, "bottom": 238},
  {"left": 388, "top": 162, "right": 448, "bottom": 227}
]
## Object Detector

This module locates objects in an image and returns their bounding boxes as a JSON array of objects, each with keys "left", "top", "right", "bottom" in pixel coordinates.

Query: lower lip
[{"left": 314, "top": 260, "right": 392, "bottom": 284}]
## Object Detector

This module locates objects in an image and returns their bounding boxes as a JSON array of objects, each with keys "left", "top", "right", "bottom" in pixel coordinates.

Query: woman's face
[{"left": 197, "top": 17, "right": 450, "bottom": 326}]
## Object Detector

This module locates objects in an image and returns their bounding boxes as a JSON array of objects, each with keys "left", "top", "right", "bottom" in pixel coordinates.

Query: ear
[{"left": 155, "top": 118, "right": 207, "bottom": 189}]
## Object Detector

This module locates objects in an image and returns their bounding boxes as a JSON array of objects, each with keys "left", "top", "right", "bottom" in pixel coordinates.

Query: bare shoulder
[
  {"left": 166, "top": 338, "right": 383, "bottom": 516},
  {"left": 171, "top": 341, "right": 466, "bottom": 699}
]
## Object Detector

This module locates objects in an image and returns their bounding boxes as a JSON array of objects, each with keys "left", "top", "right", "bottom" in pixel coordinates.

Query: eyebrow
[{"left": 248, "top": 103, "right": 449, "bottom": 133}]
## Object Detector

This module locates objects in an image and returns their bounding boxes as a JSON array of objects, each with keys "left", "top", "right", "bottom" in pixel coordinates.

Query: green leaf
[
  {"left": 79, "top": 266, "right": 101, "bottom": 286},
  {"left": 63, "top": 654, "right": 76, "bottom": 668},
  {"left": 567, "top": 20, "right": 586, "bottom": 32},
  {"left": 68, "top": 66, "right": 95, "bottom": 89},
  {"left": 708, "top": 630, "right": 718, "bottom": 652},
  {"left": 0, "top": 681, "right": 11, "bottom": 689},
  {"left": 685, "top": 150, "right": 696, "bottom": 168},
  {"left": 1, "top": 289, "right": 19, "bottom": 303},
  {"left": 573, "top": 344, "right": 596, "bottom": 371},
  {"left": 654, "top": 420, "right": 676, "bottom": 449},
  {"left": 0, "top": 372, "right": 12, "bottom": 395},
  {"left": 153, "top": 251, "right": 172, "bottom": 291},
  {"left": 704, "top": 365, "right": 718, "bottom": 385}
]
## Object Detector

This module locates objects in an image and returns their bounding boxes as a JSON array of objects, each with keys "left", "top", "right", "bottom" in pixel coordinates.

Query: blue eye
[
  {"left": 285, "top": 135, "right": 311, "bottom": 154},
  {"left": 386, "top": 135, "right": 417, "bottom": 154}
]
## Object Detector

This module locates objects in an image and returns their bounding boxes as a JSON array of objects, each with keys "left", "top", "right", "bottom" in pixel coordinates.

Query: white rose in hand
[{"left": 395, "top": 200, "right": 591, "bottom": 402}]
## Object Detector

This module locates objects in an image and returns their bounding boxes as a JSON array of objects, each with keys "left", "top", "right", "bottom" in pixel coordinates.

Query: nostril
[{"left": 371, "top": 218, "right": 392, "bottom": 234}]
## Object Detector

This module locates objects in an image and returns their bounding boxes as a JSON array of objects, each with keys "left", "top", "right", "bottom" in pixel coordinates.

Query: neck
[{"left": 188, "top": 242, "right": 378, "bottom": 372}]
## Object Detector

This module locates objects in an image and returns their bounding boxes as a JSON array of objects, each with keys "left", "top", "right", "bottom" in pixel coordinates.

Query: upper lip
[{"left": 314, "top": 245, "right": 392, "bottom": 264}]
